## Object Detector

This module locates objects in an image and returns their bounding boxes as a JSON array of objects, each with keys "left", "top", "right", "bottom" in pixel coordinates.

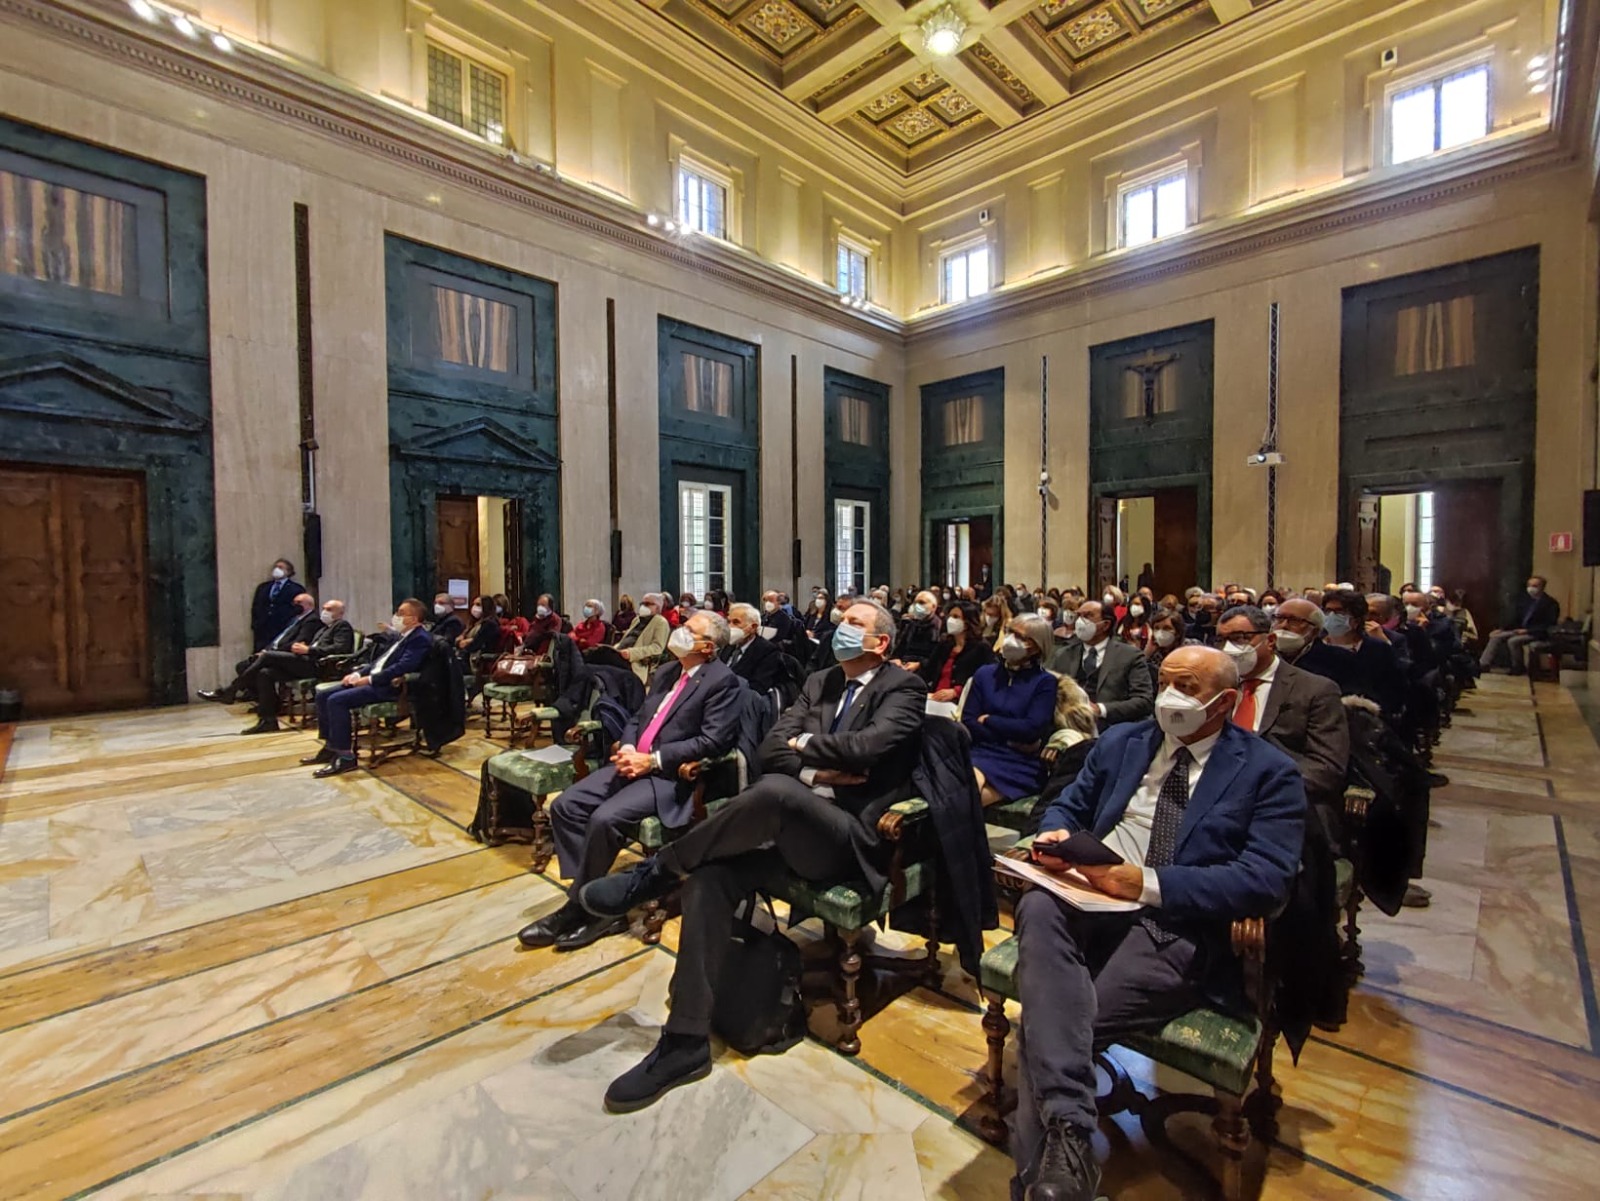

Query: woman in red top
[
  {"left": 493, "top": 594, "right": 529, "bottom": 641},
  {"left": 521, "top": 593, "right": 563, "bottom": 655},
  {"left": 919, "top": 599, "right": 996, "bottom": 703},
  {"left": 572, "top": 598, "right": 609, "bottom": 651}
]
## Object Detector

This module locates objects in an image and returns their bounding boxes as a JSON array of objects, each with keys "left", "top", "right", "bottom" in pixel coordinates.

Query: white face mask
[
  {"left": 1103, "top": 594, "right": 1117, "bottom": 608},
  {"left": 1000, "top": 634, "right": 1032, "bottom": 664},
  {"left": 763, "top": 601, "right": 777, "bottom": 614},
  {"left": 946, "top": 616, "right": 965, "bottom": 635},
  {"left": 391, "top": 613, "right": 408, "bottom": 630},
  {"left": 667, "top": 626, "right": 698, "bottom": 659},
  {"left": 1262, "top": 604, "right": 1277, "bottom": 618},
  {"left": 1074, "top": 617, "right": 1099, "bottom": 644},
  {"left": 434, "top": 603, "right": 450, "bottom": 617},
  {"left": 831, "top": 609, "right": 848, "bottom": 624},
  {"left": 1273, "top": 629, "right": 1307, "bottom": 655},
  {"left": 271, "top": 567, "right": 287, "bottom": 580},
  {"left": 470, "top": 605, "right": 483, "bottom": 619},
  {"left": 1128, "top": 605, "right": 1145, "bottom": 619},
  {"left": 815, "top": 598, "right": 828, "bottom": 610},
  {"left": 1222, "top": 638, "right": 1259, "bottom": 678},
  {"left": 535, "top": 605, "right": 551, "bottom": 619},
  {"left": 320, "top": 609, "right": 336, "bottom": 626},
  {"left": 1155, "top": 685, "right": 1223, "bottom": 738},
  {"left": 1527, "top": 586, "right": 1542, "bottom": 598},
  {"left": 641, "top": 604, "right": 656, "bottom": 617},
  {"left": 1154, "top": 628, "right": 1177, "bottom": 648},
  {"left": 729, "top": 624, "right": 749, "bottom": 646}
]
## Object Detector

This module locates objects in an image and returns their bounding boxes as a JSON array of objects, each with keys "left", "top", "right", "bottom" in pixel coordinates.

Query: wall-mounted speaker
[
  {"left": 1583, "top": 490, "right": 1600, "bottom": 566},
  {"left": 1380, "top": 47, "right": 1398, "bottom": 68},
  {"left": 977, "top": 208, "right": 993, "bottom": 226}
]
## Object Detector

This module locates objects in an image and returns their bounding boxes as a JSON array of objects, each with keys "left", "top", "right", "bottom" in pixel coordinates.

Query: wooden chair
[
  {"left": 977, "top": 846, "right": 1277, "bottom": 1201},
  {"left": 280, "top": 633, "right": 364, "bottom": 730},
  {"left": 480, "top": 686, "right": 605, "bottom": 869}
]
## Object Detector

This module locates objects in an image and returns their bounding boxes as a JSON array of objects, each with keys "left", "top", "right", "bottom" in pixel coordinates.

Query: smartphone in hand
[{"left": 1032, "top": 832, "right": 1124, "bottom": 868}]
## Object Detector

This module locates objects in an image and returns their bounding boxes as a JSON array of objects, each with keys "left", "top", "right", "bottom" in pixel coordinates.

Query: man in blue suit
[
  {"left": 302, "top": 598, "right": 434, "bottom": 779},
  {"left": 1013, "top": 646, "right": 1304, "bottom": 1201},
  {"left": 519, "top": 609, "right": 744, "bottom": 951}
]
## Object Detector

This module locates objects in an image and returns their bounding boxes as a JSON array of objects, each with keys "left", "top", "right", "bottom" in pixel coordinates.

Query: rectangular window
[
  {"left": 1393, "top": 294, "right": 1476, "bottom": 376},
  {"left": 1390, "top": 64, "right": 1490, "bottom": 164},
  {"left": 941, "top": 395, "right": 984, "bottom": 446},
  {"left": 427, "top": 43, "right": 507, "bottom": 144},
  {"left": 941, "top": 242, "right": 990, "bottom": 304},
  {"left": 0, "top": 167, "right": 137, "bottom": 296},
  {"left": 838, "top": 393, "right": 873, "bottom": 446},
  {"left": 837, "top": 239, "right": 869, "bottom": 301},
  {"left": 1121, "top": 171, "right": 1187, "bottom": 248},
  {"left": 431, "top": 285, "right": 516, "bottom": 373},
  {"left": 1415, "top": 491, "right": 1436, "bottom": 592},
  {"left": 835, "top": 499, "right": 870, "bottom": 597},
  {"left": 677, "top": 163, "right": 728, "bottom": 238},
  {"left": 680, "top": 481, "right": 731, "bottom": 597},
  {"left": 681, "top": 353, "right": 735, "bottom": 417}
]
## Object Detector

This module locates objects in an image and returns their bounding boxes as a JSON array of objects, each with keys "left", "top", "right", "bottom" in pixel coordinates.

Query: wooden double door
[{"left": 0, "top": 465, "right": 150, "bottom": 715}]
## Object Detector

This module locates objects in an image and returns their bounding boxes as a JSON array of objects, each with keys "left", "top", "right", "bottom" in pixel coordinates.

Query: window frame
[
  {"left": 1116, "top": 166, "right": 1190, "bottom": 249},
  {"left": 834, "top": 498, "right": 871, "bottom": 598},
  {"left": 679, "top": 479, "right": 733, "bottom": 598},
  {"left": 836, "top": 234, "right": 872, "bottom": 302},
  {"left": 676, "top": 153, "right": 734, "bottom": 241},
  {"left": 939, "top": 236, "right": 992, "bottom": 305},
  {"left": 424, "top": 39, "right": 510, "bottom": 146},
  {"left": 1384, "top": 58, "right": 1493, "bottom": 166}
]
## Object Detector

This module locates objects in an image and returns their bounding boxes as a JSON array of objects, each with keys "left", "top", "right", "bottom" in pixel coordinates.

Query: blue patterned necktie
[
  {"left": 1142, "top": 745, "right": 1191, "bottom": 945},
  {"left": 830, "top": 680, "right": 861, "bottom": 733}
]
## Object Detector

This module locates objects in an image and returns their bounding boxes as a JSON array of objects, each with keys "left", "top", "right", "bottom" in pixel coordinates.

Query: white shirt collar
[
  {"left": 1161, "top": 726, "right": 1222, "bottom": 771},
  {"left": 844, "top": 664, "right": 880, "bottom": 690},
  {"left": 1249, "top": 655, "right": 1280, "bottom": 686}
]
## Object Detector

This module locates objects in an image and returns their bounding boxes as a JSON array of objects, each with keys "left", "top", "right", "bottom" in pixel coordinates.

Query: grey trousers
[
  {"left": 547, "top": 766, "right": 677, "bottom": 890},
  {"left": 1479, "top": 631, "right": 1536, "bottom": 673},
  {"left": 1011, "top": 889, "right": 1203, "bottom": 1189}
]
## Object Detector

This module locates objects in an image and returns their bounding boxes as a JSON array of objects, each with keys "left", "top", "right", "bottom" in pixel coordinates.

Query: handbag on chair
[{"left": 490, "top": 654, "right": 553, "bottom": 701}]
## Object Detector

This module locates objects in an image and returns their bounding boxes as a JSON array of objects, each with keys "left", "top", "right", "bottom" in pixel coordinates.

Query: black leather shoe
[
  {"left": 579, "top": 860, "right": 677, "bottom": 919},
  {"left": 555, "top": 913, "right": 629, "bottom": 952},
  {"left": 300, "top": 748, "right": 336, "bottom": 766},
  {"left": 1026, "top": 1120, "right": 1099, "bottom": 1201},
  {"left": 241, "top": 720, "right": 280, "bottom": 736},
  {"left": 603, "top": 1032, "right": 711, "bottom": 1114},
  {"left": 197, "top": 689, "right": 235, "bottom": 704},
  {"left": 313, "top": 756, "right": 360, "bottom": 778},
  {"left": 517, "top": 901, "right": 588, "bottom": 949}
]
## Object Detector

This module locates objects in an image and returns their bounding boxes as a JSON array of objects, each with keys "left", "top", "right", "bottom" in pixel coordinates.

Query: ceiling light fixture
[
  {"left": 920, "top": 5, "right": 966, "bottom": 57},
  {"left": 129, "top": 0, "right": 158, "bottom": 20},
  {"left": 646, "top": 213, "right": 660, "bottom": 227},
  {"left": 171, "top": 13, "right": 197, "bottom": 38},
  {"left": 211, "top": 32, "right": 233, "bottom": 52}
]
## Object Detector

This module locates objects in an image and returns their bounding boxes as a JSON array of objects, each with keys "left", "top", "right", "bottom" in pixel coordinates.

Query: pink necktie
[{"left": 636, "top": 673, "right": 690, "bottom": 754}]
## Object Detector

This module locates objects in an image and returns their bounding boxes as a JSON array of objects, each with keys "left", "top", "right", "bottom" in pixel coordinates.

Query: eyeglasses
[{"left": 1218, "top": 631, "right": 1264, "bottom": 646}]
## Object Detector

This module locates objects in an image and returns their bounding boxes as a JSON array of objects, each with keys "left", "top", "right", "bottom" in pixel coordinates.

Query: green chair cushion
[
  {"left": 771, "top": 859, "right": 932, "bottom": 931},
  {"left": 482, "top": 684, "right": 539, "bottom": 703},
  {"left": 485, "top": 750, "right": 578, "bottom": 798},
  {"left": 1334, "top": 857, "right": 1354, "bottom": 908},
  {"left": 359, "top": 702, "right": 402, "bottom": 720},
  {"left": 979, "top": 935, "right": 1262, "bottom": 1097},
  {"left": 572, "top": 719, "right": 602, "bottom": 735},
  {"left": 286, "top": 677, "right": 317, "bottom": 695},
  {"left": 635, "top": 816, "right": 667, "bottom": 850},
  {"left": 986, "top": 794, "right": 1038, "bottom": 833}
]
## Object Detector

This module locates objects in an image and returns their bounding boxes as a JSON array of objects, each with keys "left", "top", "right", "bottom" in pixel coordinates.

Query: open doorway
[
  {"left": 932, "top": 515, "right": 994, "bottom": 592},
  {"left": 1095, "top": 486, "right": 1199, "bottom": 598},
  {"left": 436, "top": 494, "right": 523, "bottom": 611},
  {"left": 1348, "top": 480, "right": 1501, "bottom": 620}
]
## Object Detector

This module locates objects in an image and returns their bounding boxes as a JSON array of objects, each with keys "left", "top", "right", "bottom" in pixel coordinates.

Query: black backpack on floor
[{"left": 711, "top": 898, "right": 806, "bottom": 1055}]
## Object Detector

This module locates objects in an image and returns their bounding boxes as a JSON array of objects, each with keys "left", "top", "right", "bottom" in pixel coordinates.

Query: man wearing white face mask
[
  {"left": 1049, "top": 600, "right": 1153, "bottom": 731},
  {"left": 304, "top": 598, "right": 434, "bottom": 778},
  {"left": 1012, "top": 647, "right": 1304, "bottom": 1201},
  {"left": 719, "top": 602, "right": 784, "bottom": 694}
]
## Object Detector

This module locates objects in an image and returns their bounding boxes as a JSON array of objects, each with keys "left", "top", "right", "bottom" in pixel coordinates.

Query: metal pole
[
  {"left": 1040, "top": 354, "right": 1049, "bottom": 587},
  {"left": 1266, "top": 303, "right": 1281, "bottom": 589}
]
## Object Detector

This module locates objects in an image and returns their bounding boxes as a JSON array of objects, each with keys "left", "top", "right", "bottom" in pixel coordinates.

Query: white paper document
[
  {"left": 993, "top": 853, "right": 1143, "bottom": 913},
  {"left": 520, "top": 744, "right": 574, "bottom": 765}
]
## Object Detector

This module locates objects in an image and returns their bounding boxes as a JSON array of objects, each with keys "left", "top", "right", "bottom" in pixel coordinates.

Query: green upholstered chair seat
[
  {"left": 986, "top": 794, "right": 1037, "bottom": 833},
  {"left": 482, "top": 684, "right": 539, "bottom": 703},
  {"left": 287, "top": 677, "right": 317, "bottom": 695},
  {"left": 1334, "top": 857, "right": 1354, "bottom": 908},
  {"left": 887, "top": 796, "right": 929, "bottom": 819},
  {"left": 572, "top": 719, "right": 602, "bottom": 735},
  {"left": 359, "top": 701, "right": 402, "bottom": 720},
  {"left": 485, "top": 749, "right": 578, "bottom": 798},
  {"left": 979, "top": 935, "right": 1261, "bottom": 1097},
  {"left": 633, "top": 816, "right": 667, "bottom": 850},
  {"left": 772, "top": 860, "right": 932, "bottom": 931},
  {"left": 315, "top": 681, "right": 343, "bottom": 699}
]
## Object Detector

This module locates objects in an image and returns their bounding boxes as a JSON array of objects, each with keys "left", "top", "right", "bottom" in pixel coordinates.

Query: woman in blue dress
[{"left": 962, "top": 612, "right": 1059, "bottom": 807}]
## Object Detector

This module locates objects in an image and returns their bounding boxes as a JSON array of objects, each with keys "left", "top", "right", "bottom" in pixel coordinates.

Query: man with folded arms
[
  {"left": 1013, "top": 646, "right": 1303, "bottom": 1201},
  {"left": 518, "top": 610, "right": 742, "bottom": 951},
  {"left": 577, "top": 599, "right": 925, "bottom": 1113}
]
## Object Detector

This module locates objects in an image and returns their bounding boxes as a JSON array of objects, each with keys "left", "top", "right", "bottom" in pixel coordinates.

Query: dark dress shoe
[
  {"left": 300, "top": 748, "right": 336, "bottom": 765},
  {"left": 517, "top": 901, "right": 588, "bottom": 949},
  {"left": 241, "top": 720, "right": 280, "bottom": 736},
  {"left": 313, "top": 756, "right": 360, "bottom": 778},
  {"left": 555, "top": 913, "right": 629, "bottom": 951},
  {"left": 579, "top": 860, "right": 677, "bottom": 919},
  {"left": 197, "top": 689, "right": 235, "bottom": 704},
  {"left": 1027, "top": 1119, "right": 1100, "bottom": 1201},
  {"left": 603, "top": 1032, "right": 711, "bottom": 1114}
]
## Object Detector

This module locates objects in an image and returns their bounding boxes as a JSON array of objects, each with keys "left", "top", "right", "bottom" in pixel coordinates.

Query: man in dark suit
[
  {"left": 200, "top": 591, "right": 319, "bottom": 705},
  {"left": 251, "top": 558, "right": 302, "bottom": 652},
  {"left": 302, "top": 599, "right": 434, "bottom": 778},
  {"left": 519, "top": 611, "right": 744, "bottom": 951},
  {"left": 720, "top": 603, "right": 785, "bottom": 695},
  {"left": 578, "top": 600, "right": 926, "bottom": 1113},
  {"left": 234, "top": 599, "right": 357, "bottom": 735},
  {"left": 1480, "top": 575, "right": 1560, "bottom": 675},
  {"left": 1014, "top": 646, "right": 1304, "bottom": 1201},
  {"left": 1049, "top": 600, "right": 1153, "bottom": 729},
  {"left": 430, "top": 593, "right": 465, "bottom": 645},
  {"left": 1218, "top": 605, "right": 1349, "bottom": 813}
]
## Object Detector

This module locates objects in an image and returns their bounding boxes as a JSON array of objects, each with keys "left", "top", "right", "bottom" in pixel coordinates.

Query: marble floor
[{"left": 0, "top": 673, "right": 1597, "bottom": 1200}]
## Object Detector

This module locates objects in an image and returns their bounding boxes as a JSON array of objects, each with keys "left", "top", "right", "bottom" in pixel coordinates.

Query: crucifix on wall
[{"left": 1124, "top": 349, "right": 1181, "bottom": 422}]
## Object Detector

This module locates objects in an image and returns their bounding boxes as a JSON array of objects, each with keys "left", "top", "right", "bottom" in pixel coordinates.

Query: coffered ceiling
[{"left": 640, "top": 0, "right": 1282, "bottom": 173}]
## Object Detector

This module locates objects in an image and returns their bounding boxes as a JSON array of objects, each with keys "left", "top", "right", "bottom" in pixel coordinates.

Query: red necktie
[
  {"left": 1233, "top": 678, "right": 1263, "bottom": 731},
  {"left": 637, "top": 672, "right": 690, "bottom": 754}
]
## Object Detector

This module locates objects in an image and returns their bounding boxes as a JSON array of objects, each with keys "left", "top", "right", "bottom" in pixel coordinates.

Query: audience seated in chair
[
  {"left": 494, "top": 594, "right": 529, "bottom": 640},
  {"left": 456, "top": 595, "right": 502, "bottom": 698},
  {"left": 518, "top": 611, "right": 743, "bottom": 952},
  {"left": 720, "top": 603, "right": 785, "bottom": 695},
  {"left": 919, "top": 599, "right": 996, "bottom": 704},
  {"left": 893, "top": 590, "right": 941, "bottom": 673},
  {"left": 1025, "top": 676, "right": 1100, "bottom": 834},
  {"left": 575, "top": 599, "right": 925, "bottom": 1114},
  {"left": 1011, "top": 646, "right": 1304, "bottom": 1201},
  {"left": 237, "top": 600, "right": 355, "bottom": 734},
  {"left": 963, "top": 613, "right": 1057, "bottom": 807},
  {"left": 199, "top": 591, "right": 320, "bottom": 707},
  {"left": 1050, "top": 600, "right": 1154, "bottom": 731},
  {"left": 616, "top": 592, "right": 671, "bottom": 685},
  {"left": 1479, "top": 574, "right": 1559, "bottom": 676},
  {"left": 301, "top": 598, "right": 434, "bottom": 778},
  {"left": 430, "top": 593, "right": 465, "bottom": 645},
  {"left": 572, "top": 599, "right": 610, "bottom": 651},
  {"left": 522, "top": 593, "right": 562, "bottom": 657}
]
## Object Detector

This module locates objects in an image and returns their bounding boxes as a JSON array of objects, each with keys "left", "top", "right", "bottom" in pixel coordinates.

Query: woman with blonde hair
[
  {"left": 981, "top": 593, "right": 1015, "bottom": 654},
  {"left": 1023, "top": 675, "right": 1101, "bottom": 834}
]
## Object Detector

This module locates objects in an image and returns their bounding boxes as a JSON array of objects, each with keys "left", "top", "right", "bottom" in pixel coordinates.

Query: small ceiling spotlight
[
  {"left": 172, "top": 13, "right": 198, "bottom": 38},
  {"left": 129, "top": 0, "right": 158, "bottom": 20},
  {"left": 663, "top": 219, "right": 678, "bottom": 233},
  {"left": 920, "top": 5, "right": 966, "bottom": 57},
  {"left": 211, "top": 32, "right": 233, "bottom": 52},
  {"left": 646, "top": 213, "right": 660, "bottom": 227}
]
